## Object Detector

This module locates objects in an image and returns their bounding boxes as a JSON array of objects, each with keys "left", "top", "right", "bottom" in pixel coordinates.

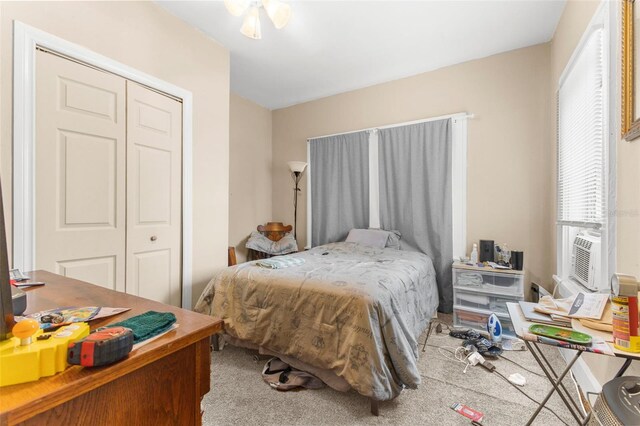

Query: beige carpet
[{"left": 202, "top": 325, "right": 580, "bottom": 425}]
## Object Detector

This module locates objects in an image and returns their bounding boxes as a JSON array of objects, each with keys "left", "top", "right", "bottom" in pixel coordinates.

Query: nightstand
[{"left": 452, "top": 262, "right": 525, "bottom": 338}]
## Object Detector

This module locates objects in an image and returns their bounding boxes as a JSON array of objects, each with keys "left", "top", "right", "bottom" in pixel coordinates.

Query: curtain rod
[{"left": 306, "top": 112, "right": 474, "bottom": 141}]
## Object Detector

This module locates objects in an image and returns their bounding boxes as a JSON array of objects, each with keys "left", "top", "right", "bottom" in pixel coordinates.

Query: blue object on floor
[{"left": 487, "top": 313, "right": 502, "bottom": 343}]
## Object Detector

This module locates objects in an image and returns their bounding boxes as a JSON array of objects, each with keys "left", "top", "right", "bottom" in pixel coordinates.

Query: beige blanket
[{"left": 194, "top": 242, "right": 439, "bottom": 401}]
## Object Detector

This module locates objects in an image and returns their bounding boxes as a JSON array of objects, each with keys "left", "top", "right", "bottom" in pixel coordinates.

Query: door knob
[{"left": 150, "top": 236, "right": 157, "bottom": 242}]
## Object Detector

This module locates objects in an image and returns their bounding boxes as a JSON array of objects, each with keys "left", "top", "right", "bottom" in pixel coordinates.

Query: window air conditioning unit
[{"left": 570, "top": 231, "right": 602, "bottom": 291}]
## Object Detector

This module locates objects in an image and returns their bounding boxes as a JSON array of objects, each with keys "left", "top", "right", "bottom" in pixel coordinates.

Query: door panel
[
  {"left": 36, "top": 50, "right": 126, "bottom": 291},
  {"left": 59, "top": 130, "right": 117, "bottom": 227},
  {"left": 136, "top": 146, "right": 172, "bottom": 224},
  {"left": 126, "top": 82, "right": 182, "bottom": 306},
  {"left": 137, "top": 102, "right": 172, "bottom": 136},
  {"left": 58, "top": 77, "right": 118, "bottom": 121},
  {"left": 56, "top": 256, "right": 117, "bottom": 290},
  {"left": 132, "top": 249, "right": 172, "bottom": 303}
]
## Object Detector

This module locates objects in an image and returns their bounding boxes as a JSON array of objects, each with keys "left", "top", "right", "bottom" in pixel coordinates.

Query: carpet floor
[{"left": 202, "top": 324, "right": 581, "bottom": 425}]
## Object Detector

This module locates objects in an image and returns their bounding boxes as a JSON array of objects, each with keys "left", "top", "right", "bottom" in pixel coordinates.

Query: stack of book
[
  {"left": 520, "top": 292, "right": 610, "bottom": 327},
  {"left": 518, "top": 301, "right": 572, "bottom": 327},
  {"left": 517, "top": 293, "right": 614, "bottom": 355}
]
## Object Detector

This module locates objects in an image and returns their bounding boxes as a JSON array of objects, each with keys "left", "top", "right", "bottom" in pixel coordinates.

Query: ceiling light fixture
[
  {"left": 224, "top": 0, "right": 291, "bottom": 40},
  {"left": 240, "top": 6, "right": 262, "bottom": 39}
]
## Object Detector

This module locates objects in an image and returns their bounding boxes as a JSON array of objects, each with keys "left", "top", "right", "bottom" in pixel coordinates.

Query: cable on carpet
[
  {"left": 498, "top": 354, "right": 546, "bottom": 378},
  {"left": 586, "top": 391, "right": 601, "bottom": 412},
  {"left": 433, "top": 345, "right": 570, "bottom": 425},
  {"left": 430, "top": 340, "right": 548, "bottom": 379},
  {"left": 570, "top": 371, "right": 588, "bottom": 416},
  {"left": 436, "top": 346, "right": 474, "bottom": 373},
  {"left": 493, "top": 369, "right": 570, "bottom": 426}
]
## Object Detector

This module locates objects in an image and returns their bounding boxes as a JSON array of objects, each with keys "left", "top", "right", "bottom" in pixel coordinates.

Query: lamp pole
[
  {"left": 287, "top": 161, "right": 307, "bottom": 242},
  {"left": 292, "top": 171, "right": 301, "bottom": 240}
]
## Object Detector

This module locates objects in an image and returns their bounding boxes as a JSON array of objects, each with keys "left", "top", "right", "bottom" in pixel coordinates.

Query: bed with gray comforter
[{"left": 194, "top": 241, "right": 439, "bottom": 401}]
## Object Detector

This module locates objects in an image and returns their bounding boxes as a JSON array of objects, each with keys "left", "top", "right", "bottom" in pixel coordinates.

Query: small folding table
[{"left": 506, "top": 302, "right": 640, "bottom": 425}]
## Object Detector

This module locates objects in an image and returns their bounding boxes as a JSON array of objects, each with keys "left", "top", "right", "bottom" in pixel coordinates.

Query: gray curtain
[
  {"left": 310, "top": 132, "right": 369, "bottom": 246},
  {"left": 378, "top": 119, "right": 453, "bottom": 313}
]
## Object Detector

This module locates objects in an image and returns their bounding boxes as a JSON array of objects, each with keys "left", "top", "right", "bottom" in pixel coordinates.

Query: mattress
[{"left": 194, "top": 241, "right": 439, "bottom": 401}]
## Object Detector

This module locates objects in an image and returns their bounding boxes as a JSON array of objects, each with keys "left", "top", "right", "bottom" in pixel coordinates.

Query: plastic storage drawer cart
[{"left": 452, "top": 262, "right": 525, "bottom": 338}]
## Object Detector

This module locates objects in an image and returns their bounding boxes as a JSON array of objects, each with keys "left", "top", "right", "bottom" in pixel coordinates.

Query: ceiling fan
[{"left": 224, "top": 0, "right": 292, "bottom": 40}]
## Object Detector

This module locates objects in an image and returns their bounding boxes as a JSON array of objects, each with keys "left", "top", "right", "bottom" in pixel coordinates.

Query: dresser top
[
  {"left": 453, "top": 261, "right": 524, "bottom": 276},
  {"left": 0, "top": 270, "right": 222, "bottom": 424}
]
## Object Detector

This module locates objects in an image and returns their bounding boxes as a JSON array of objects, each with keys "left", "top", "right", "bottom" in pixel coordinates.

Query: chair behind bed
[{"left": 248, "top": 222, "right": 294, "bottom": 261}]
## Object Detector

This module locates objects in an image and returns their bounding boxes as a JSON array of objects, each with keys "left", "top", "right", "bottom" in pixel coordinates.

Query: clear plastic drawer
[
  {"left": 453, "top": 268, "right": 524, "bottom": 297},
  {"left": 454, "top": 290, "right": 522, "bottom": 315},
  {"left": 453, "top": 306, "right": 516, "bottom": 338}
]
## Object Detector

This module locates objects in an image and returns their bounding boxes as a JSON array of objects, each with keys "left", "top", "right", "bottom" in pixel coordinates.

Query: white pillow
[
  {"left": 345, "top": 229, "right": 389, "bottom": 249},
  {"left": 369, "top": 228, "right": 402, "bottom": 250}
]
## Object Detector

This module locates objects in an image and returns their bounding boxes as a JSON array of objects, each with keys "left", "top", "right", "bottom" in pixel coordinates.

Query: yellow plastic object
[{"left": 0, "top": 322, "right": 90, "bottom": 386}]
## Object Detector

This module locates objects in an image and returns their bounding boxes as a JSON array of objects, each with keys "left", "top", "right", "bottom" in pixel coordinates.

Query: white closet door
[
  {"left": 126, "top": 82, "right": 182, "bottom": 307},
  {"left": 35, "top": 50, "right": 127, "bottom": 291}
]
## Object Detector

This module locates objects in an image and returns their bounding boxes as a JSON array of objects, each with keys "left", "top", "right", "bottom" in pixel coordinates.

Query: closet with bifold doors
[{"left": 35, "top": 49, "right": 183, "bottom": 306}]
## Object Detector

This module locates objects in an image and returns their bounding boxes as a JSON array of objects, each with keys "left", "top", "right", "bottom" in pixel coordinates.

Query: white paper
[
  {"left": 536, "top": 293, "right": 609, "bottom": 320},
  {"left": 567, "top": 293, "right": 609, "bottom": 320}
]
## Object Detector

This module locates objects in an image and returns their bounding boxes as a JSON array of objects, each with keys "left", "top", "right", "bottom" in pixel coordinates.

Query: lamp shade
[
  {"left": 240, "top": 7, "right": 262, "bottom": 40},
  {"left": 288, "top": 161, "right": 307, "bottom": 173},
  {"left": 262, "top": 0, "right": 292, "bottom": 29},
  {"left": 224, "top": 0, "right": 250, "bottom": 17}
]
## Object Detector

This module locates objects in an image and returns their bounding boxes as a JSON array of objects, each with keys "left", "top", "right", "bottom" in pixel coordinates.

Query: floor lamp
[{"left": 287, "top": 161, "right": 307, "bottom": 240}]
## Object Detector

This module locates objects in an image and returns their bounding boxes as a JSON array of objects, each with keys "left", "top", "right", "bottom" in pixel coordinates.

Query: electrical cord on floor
[
  {"left": 436, "top": 346, "right": 474, "bottom": 373},
  {"left": 570, "top": 371, "right": 588, "bottom": 416},
  {"left": 498, "top": 354, "right": 546, "bottom": 378},
  {"left": 586, "top": 391, "right": 600, "bottom": 412},
  {"left": 493, "top": 369, "right": 569, "bottom": 426},
  {"left": 433, "top": 346, "right": 570, "bottom": 425}
]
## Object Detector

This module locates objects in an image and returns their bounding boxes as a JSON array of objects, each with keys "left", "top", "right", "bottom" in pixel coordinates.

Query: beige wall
[
  {"left": 0, "top": 1, "right": 230, "bottom": 306},
  {"left": 619, "top": 133, "right": 640, "bottom": 277},
  {"left": 229, "top": 93, "right": 273, "bottom": 263},
  {"left": 272, "top": 44, "right": 552, "bottom": 289}
]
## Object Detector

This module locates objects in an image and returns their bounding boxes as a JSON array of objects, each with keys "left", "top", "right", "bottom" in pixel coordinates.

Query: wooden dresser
[{"left": 0, "top": 271, "right": 223, "bottom": 425}]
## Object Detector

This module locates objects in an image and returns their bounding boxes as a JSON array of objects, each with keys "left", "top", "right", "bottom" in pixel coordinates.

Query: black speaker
[
  {"left": 512, "top": 251, "right": 524, "bottom": 271},
  {"left": 479, "top": 240, "right": 494, "bottom": 262}
]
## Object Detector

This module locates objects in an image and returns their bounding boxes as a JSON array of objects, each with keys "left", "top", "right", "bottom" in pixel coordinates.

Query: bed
[{"left": 194, "top": 241, "right": 439, "bottom": 408}]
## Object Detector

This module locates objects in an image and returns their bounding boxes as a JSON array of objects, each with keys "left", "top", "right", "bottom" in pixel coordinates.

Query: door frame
[{"left": 12, "top": 21, "right": 195, "bottom": 309}]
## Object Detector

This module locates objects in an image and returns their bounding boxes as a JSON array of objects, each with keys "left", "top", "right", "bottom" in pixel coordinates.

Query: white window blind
[{"left": 557, "top": 27, "right": 605, "bottom": 228}]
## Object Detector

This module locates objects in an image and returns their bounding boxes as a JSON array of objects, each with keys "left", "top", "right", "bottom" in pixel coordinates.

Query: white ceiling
[{"left": 157, "top": 1, "right": 566, "bottom": 110}]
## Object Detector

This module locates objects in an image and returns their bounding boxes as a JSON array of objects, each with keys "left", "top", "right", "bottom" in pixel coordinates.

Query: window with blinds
[
  {"left": 555, "top": 0, "right": 612, "bottom": 293},
  {"left": 557, "top": 26, "right": 605, "bottom": 228}
]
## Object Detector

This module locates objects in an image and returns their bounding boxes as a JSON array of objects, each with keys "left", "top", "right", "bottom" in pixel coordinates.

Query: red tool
[
  {"left": 67, "top": 326, "right": 134, "bottom": 367},
  {"left": 451, "top": 402, "right": 484, "bottom": 422}
]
